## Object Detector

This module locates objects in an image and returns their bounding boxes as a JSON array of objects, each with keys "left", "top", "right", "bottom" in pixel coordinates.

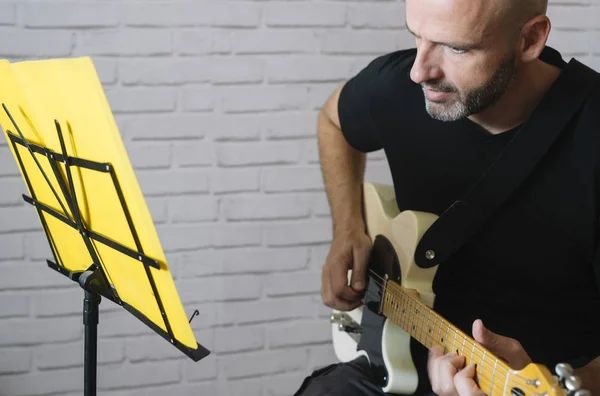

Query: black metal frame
[{"left": 2, "top": 104, "right": 209, "bottom": 395}]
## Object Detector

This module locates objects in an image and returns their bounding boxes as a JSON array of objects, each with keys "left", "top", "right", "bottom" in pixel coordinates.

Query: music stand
[{"left": 0, "top": 58, "right": 210, "bottom": 396}]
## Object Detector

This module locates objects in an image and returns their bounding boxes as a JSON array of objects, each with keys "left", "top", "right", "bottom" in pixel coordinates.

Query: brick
[
  {"left": 105, "top": 87, "right": 177, "bottom": 113},
  {"left": 122, "top": 114, "right": 210, "bottom": 141},
  {"left": 0, "top": 261, "right": 73, "bottom": 291},
  {"left": 181, "top": 85, "right": 216, "bottom": 112},
  {"left": 266, "top": 3, "right": 346, "bottom": 27},
  {"left": 216, "top": 378, "right": 262, "bottom": 396},
  {"left": 212, "top": 56, "right": 265, "bottom": 84},
  {"left": 0, "top": 317, "right": 81, "bottom": 346},
  {"left": 23, "top": 232, "right": 52, "bottom": 261},
  {"left": 547, "top": 31, "right": 589, "bottom": 54},
  {"left": 146, "top": 197, "right": 168, "bottom": 224},
  {"left": 0, "top": 30, "right": 73, "bottom": 57},
  {"left": 97, "top": 361, "right": 180, "bottom": 390},
  {"left": 126, "top": 328, "right": 212, "bottom": 362},
  {"left": 220, "top": 348, "right": 308, "bottom": 378},
  {"left": 0, "top": 4, "right": 16, "bottom": 25},
  {"left": 121, "top": 3, "right": 212, "bottom": 27},
  {"left": 0, "top": 293, "right": 28, "bottom": 318},
  {"left": 0, "top": 368, "right": 82, "bottom": 395},
  {"left": 308, "top": 344, "right": 338, "bottom": 371},
  {"left": 548, "top": 5, "right": 593, "bottom": 29},
  {"left": 91, "top": 57, "right": 118, "bottom": 85},
  {"left": 80, "top": 29, "right": 171, "bottom": 56},
  {"left": 169, "top": 196, "right": 218, "bottom": 223},
  {"left": 136, "top": 169, "right": 209, "bottom": 196},
  {"left": 268, "top": 320, "right": 331, "bottom": 348},
  {"left": 101, "top": 383, "right": 217, "bottom": 396},
  {"left": 265, "top": 271, "right": 321, "bottom": 297},
  {"left": 222, "top": 194, "right": 310, "bottom": 221},
  {"left": 308, "top": 82, "right": 343, "bottom": 110},
  {"left": 0, "top": 233, "right": 24, "bottom": 260},
  {"left": 264, "top": 220, "right": 332, "bottom": 246},
  {"left": 322, "top": 31, "right": 399, "bottom": 55},
  {"left": 120, "top": 58, "right": 211, "bottom": 86},
  {"left": 179, "top": 247, "right": 309, "bottom": 277},
  {"left": 232, "top": 30, "right": 319, "bottom": 54},
  {"left": 125, "top": 142, "right": 171, "bottom": 170},
  {"left": 310, "top": 245, "right": 331, "bottom": 270},
  {"left": 33, "top": 287, "right": 82, "bottom": 317},
  {"left": 216, "top": 142, "right": 303, "bottom": 167},
  {"left": 213, "top": 115, "right": 262, "bottom": 141},
  {"left": 22, "top": 3, "right": 119, "bottom": 28},
  {"left": 263, "top": 112, "right": 319, "bottom": 140},
  {"left": 175, "top": 29, "right": 231, "bottom": 55},
  {"left": 0, "top": 178, "right": 25, "bottom": 205},
  {"left": 349, "top": 3, "right": 406, "bottom": 29},
  {"left": 176, "top": 275, "right": 262, "bottom": 303},
  {"left": 213, "top": 325, "right": 265, "bottom": 354},
  {"left": 35, "top": 339, "right": 124, "bottom": 369},
  {"left": 262, "top": 166, "right": 324, "bottom": 193},
  {"left": 0, "top": 147, "right": 20, "bottom": 176},
  {"left": 187, "top": 302, "right": 236, "bottom": 330},
  {"left": 156, "top": 223, "right": 261, "bottom": 251},
  {"left": 222, "top": 296, "right": 316, "bottom": 325},
  {"left": 97, "top": 310, "right": 154, "bottom": 338},
  {"left": 0, "top": 348, "right": 30, "bottom": 374},
  {"left": 267, "top": 57, "right": 351, "bottom": 83},
  {"left": 221, "top": 86, "right": 309, "bottom": 113},
  {"left": 0, "top": 206, "right": 41, "bottom": 233},
  {"left": 209, "top": 3, "right": 262, "bottom": 28},
  {"left": 181, "top": 354, "right": 218, "bottom": 381},
  {"left": 210, "top": 168, "right": 260, "bottom": 194}
]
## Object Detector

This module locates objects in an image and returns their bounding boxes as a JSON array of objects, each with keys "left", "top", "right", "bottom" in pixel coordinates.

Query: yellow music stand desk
[{"left": 0, "top": 57, "right": 210, "bottom": 396}]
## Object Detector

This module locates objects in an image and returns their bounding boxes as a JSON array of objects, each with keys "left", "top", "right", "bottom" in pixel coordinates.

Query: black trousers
[{"left": 293, "top": 356, "right": 436, "bottom": 396}]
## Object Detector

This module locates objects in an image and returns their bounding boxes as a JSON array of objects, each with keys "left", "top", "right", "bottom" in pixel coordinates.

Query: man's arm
[
  {"left": 318, "top": 84, "right": 367, "bottom": 240},
  {"left": 317, "top": 84, "right": 372, "bottom": 310}
]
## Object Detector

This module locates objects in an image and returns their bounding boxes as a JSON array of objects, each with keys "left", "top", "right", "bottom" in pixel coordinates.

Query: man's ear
[{"left": 518, "top": 15, "right": 552, "bottom": 63}]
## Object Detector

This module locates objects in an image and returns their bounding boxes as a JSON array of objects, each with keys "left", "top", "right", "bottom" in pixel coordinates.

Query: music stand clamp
[{"left": 2, "top": 103, "right": 210, "bottom": 396}]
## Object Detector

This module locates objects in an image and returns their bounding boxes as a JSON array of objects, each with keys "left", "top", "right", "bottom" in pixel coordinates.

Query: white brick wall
[{"left": 0, "top": 1, "right": 597, "bottom": 395}]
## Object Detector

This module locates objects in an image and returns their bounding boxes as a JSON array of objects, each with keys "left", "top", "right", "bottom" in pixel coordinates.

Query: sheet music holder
[{"left": 0, "top": 58, "right": 210, "bottom": 396}]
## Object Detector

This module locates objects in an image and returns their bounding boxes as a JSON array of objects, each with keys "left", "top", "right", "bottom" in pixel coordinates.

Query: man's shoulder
[{"left": 359, "top": 48, "right": 417, "bottom": 79}]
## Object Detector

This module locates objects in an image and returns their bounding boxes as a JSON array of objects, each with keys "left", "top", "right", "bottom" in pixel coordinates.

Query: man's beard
[{"left": 422, "top": 54, "right": 517, "bottom": 122}]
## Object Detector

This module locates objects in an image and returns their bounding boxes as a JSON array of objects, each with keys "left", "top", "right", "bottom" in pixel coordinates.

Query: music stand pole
[{"left": 79, "top": 268, "right": 107, "bottom": 396}]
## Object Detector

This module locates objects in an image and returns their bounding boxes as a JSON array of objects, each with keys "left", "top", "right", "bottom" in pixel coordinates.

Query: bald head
[{"left": 502, "top": 0, "right": 548, "bottom": 27}]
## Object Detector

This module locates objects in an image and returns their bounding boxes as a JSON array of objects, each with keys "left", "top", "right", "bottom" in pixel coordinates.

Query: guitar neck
[{"left": 381, "top": 281, "right": 514, "bottom": 395}]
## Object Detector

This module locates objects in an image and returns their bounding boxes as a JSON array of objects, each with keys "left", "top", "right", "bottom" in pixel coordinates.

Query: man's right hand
[{"left": 321, "top": 230, "right": 372, "bottom": 311}]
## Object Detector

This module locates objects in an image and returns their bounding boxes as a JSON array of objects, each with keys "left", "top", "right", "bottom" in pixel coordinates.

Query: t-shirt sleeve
[{"left": 337, "top": 57, "right": 384, "bottom": 153}]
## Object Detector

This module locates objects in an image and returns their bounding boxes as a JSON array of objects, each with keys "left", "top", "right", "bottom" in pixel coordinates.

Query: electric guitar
[{"left": 330, "top": 182, "right": 589, "bottom": 396}]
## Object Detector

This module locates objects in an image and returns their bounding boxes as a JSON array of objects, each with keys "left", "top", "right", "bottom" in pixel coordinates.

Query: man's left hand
[{"left": 427, "top": 319, "right": 532, "bottom": 396}]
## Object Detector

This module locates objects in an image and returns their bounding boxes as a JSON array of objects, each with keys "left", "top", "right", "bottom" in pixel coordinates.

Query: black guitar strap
[{"left": 414, "top": 58, "right": 600, "bottom": 269}]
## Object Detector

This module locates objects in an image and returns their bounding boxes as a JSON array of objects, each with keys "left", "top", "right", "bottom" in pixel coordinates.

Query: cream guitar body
[{"left": 330, "top": 182, "right": 573, "bottom": 396}]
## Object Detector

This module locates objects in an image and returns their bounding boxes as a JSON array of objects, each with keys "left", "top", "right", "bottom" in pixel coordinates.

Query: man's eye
[{"left": 450, "top": 47, "right": 467, "bottom": 54}]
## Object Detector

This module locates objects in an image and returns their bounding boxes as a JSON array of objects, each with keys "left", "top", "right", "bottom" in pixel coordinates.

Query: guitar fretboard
[{"left": 381, "top": 281, "right": 514, "bottom": 395}]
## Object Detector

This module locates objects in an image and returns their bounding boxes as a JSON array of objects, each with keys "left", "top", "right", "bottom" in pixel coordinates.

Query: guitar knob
[
  {"left": 338, "top": 323, "right": 362, "bottom": 333},
  {"left": 573, "top": 390, "right": 591, "bottom": 396},
  {"left": 555, "top": 363, "right": 573, "bottom": 378},
  {"left": 565, "top": 375, "right": 582, "bottom": 391}
]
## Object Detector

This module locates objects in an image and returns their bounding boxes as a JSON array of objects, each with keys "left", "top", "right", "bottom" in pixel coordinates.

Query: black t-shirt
[{"left": 338, "top": 46, "right": 600, "bottom": 386}]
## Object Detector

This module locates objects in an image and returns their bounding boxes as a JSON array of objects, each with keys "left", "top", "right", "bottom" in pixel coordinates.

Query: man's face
[{"left": 406, "top": 0, "right": 518, "bottom": 122}]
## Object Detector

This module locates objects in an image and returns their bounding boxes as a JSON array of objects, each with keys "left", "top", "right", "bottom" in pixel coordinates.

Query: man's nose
[{"left": 410, "top": 44, "right": 443, "bottom": 84}]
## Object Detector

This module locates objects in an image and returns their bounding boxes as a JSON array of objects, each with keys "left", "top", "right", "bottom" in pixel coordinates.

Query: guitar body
[
  {"left": 331, "top": 182, "right": 439, "bottom": 394},
  {"left": 330, "top": 183, "right": 579, "bottom": 396}
]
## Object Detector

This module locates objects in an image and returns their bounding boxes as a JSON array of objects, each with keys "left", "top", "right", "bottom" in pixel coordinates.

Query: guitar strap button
[{"left": 425, "top": 250, "right": 436, "bottom": 260}]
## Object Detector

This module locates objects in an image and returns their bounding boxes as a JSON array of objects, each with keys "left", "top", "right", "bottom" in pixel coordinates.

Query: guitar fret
[
  {"left": 480, "top": 350, "right": 487, "bottom": 379},
  {"left": 490, "top": 358, "right": 498, "bottom": 396},
  {"left": 444, "top": 320, "right": 450, "bottom": 352}
]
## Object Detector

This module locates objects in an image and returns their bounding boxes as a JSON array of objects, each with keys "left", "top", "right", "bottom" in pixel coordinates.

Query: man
[{"left": 294, "top": 0, "right": 600, "bottom": 395}]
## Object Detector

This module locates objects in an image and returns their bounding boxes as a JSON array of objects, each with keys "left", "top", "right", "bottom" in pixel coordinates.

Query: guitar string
[
  {"left": 358, "top": 284, "right": 537, "bottom": 395},
  {"left": 361, "top": 270, "right": 537, "bottom": 387}
]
